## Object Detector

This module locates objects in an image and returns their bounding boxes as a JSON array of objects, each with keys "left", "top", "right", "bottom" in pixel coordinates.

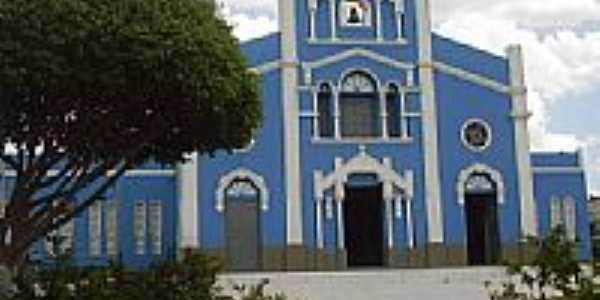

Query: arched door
[
  {"left": 464, "top": 173, "right": 500, "bottom": 265},
  {"left": 225, "top": 180, "right": 260, "bottom": 271}
]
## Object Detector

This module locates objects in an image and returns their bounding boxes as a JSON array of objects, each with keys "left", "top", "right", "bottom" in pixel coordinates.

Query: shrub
[
  {"left": 10, "top": 253, "right": 289, "bottom": 300},
  {"left": 487, "top": 227, "right": 599, "bottom": 300}
]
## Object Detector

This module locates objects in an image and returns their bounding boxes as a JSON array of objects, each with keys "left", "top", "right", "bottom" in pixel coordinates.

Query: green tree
[{"left": 0, "top": 0, "right": 260, "bottom": 271}]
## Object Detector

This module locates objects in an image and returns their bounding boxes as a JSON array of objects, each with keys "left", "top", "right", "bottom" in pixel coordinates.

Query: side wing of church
[{"left": 9, "top": 0, "right": 592, "bottom": 270}]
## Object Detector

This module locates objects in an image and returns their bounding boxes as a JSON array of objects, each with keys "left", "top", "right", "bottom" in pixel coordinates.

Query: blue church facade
[{"left": 10, "top": 0, "right": 592, "bottom": 271}]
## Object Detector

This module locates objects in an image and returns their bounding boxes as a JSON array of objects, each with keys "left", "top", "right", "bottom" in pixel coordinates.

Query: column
[
  {"left": 400, "top": 91, "right": 409, "bottom": 139},
  {"left": 329, "top": 0, "right": 337, "bottom": 40},
  {"left": 507, "top": 45, "right": 537, "bottom": 238},
  {"left": 380, "top": 90, "right": 389, "bottom": 138},
  {"left": 308, "top": 0, "right": 318, "bottom": 40},
  {"left": 333, "top": 86, "right": 341, "bottom": 139},
  {"left": 176, "top": 153, "right": 199, "bottom": 251},
  {"left": 280, "top": 0, "right": 303, "bottom": 245},
  {"left": 386, "top": 197, "right": 394, "bottom": 249},
  {"left": 336, "top": 195, "right": 345, "bottom": 249},
  {"left": 316, "top": 196, "right": 324, "bottom": 249},
  {"left": 406, "top": 198, "right": 414, "bottom": 249},
  {"left": 416, "top": 0, "right": 444, "bottom": 243},
  {"left": 312, "top": 88, "right": 320, "bottom": 139},
  {"left": 375, "top": 0, "right": 383, "bottom": 41}
]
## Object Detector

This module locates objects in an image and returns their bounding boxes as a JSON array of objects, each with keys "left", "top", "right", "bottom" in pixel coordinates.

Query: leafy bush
[
  {"left": 10, "top": 253, "right": 289, "bottom": 300},
  {"left": 487, "top": 227, "right": 599, "bottom": 300}
]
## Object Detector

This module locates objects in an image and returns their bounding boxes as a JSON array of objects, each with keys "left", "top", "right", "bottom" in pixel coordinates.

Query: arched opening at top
[{"left": 339, "top": 71, "right": 379, "bottom": 137}]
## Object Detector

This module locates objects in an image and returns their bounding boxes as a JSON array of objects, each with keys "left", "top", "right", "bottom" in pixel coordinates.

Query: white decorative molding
[
  {"left": 249, "top": 60, "right": 281, "bottom": 75},
  {"left": 416, "top": 0, "right": 444, "bottom": 244},
  {"left": 457, "top": 163, "right": 506, "bottom": 206},
  {"left": 431, "top": 61, "right": 512, "bottom": 95},
  {"left": 532, "top": 167, "right": 585, "bottom": 174},
  {"left": 304, "top": 48, "right": 415, "bottom": 71},
  {"left": 314, "top": 148, "right": 415, "bottom": 202},
  {"left": 507, "top": 44, "right": 537, "bottom": 238},
  {"left": 307, "top": 39, "right": 408, "bottom": 46},
  {"left": 215, "top": 168, "right": 269, "bottom": 213}
]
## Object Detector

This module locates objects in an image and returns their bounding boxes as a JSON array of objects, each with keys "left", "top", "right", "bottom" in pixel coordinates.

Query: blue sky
[{"left": 219, "top": 0, "right": 600, "bottom": 195}]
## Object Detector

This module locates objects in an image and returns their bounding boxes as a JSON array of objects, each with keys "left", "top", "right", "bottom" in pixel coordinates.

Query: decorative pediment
[
  {"left": 216, "top": 168, "right": 269, "bottom": 213},
  {"left": 302, "top": 48, "right": 415, "bottom": 85},
  {"left": 457, "top": 163, "right": 505, "bottom": 205},
  {"left": 314, "top": 146, "right": 414, "bottom": 201}
]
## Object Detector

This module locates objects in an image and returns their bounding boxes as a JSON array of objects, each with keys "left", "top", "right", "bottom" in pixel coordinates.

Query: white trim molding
[
  {"left": 302, "top": 48, "right": 415, "bottom": 86},
  {"left": 507, "top": 45, "right": 537, "bottom": 238},
  {"left": 249, "top": 60, "right": 282, "bottom": 75},
  {"left": 314, "top": 148, "right": 414, "bottom": 201},
  {"left": 457, "top": 163, "right": 506, "bottom": 206},
  {"left": 416, "top": 0, "right": 444, "bottom": 244},
  {"left": 532, "top": 167, "right": 585, "bottom": 174},
  {"left": 215, "top": 168, "right": 269, "bottom": 213},
  {"left": 431, "top": 61, "right": 512, "bottom": 95}
]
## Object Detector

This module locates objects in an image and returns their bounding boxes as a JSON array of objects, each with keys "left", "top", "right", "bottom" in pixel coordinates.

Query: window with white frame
[
  {"left": 148, "top": 200, "right": 162, "bottom": 255},
  {"left": 317, "top": 83, "right": 334, "bottom": 138},
  {"left": 134, "top": 201, "right": 146, "bottom": 255},
  {"left": 340, "top": 0, "right": 372, "bottom": 27},
  {"left": 105, "top": 201, "right": 119, "bottom": 259},
  {"left": 340, "top": 72, "right": 379, "bottom": 137},
  {"left": 314, "top": 73, "right": 416, "bottom": 141},
  {"left": 550, "top": 195, "right": 577, "bottom": 241},
  {"left": 386, "top": 83, "right": 402, "bottom": 138},
  {"left": 45, "top": 200, "right": 74, "bottom": 258},
  {"left": 89, "top": 201, "right": 102, "bottom": 257}
]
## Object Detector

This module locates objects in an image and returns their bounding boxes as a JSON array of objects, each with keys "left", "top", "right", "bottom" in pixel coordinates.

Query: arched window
[
  {"left": 340, "top": 72, "right": 379, "bottom": 137},
  {"left": 386, "top": 83, "right": 401, "bottom": 138},
  {"left": 317, "top": 83, "right": 334, "bottom": 138}
]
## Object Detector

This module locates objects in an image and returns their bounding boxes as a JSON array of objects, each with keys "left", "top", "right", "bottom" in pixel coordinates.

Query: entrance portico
[{"left": 314, "top": 147, "right": 414, "bottom": 268}]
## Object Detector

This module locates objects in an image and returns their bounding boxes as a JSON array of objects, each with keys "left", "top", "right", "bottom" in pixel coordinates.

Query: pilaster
[
  {"left": 507, "top": 45, "right": 537, "bottom": 238},
  {"left": 280, "top": 0, "right": 304, "bottom": 246},
  {"left": 176, "top": 153, "right": 199, "bottom": 255},
  {"left": 416, "top": 0, "right": 444, "bottom": 243}
]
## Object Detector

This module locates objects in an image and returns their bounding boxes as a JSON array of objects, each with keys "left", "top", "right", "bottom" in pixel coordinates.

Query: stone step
[{"left": 220, "top": 267, "right": 508, "bottom": 300}]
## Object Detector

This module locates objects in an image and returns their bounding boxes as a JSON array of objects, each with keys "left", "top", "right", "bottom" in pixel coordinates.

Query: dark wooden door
[
  {"left": 344, "top": 184, "right": 384, "bottom": 267},
  {"left": 465, "top": 194, "right": 499, "bottom": 265}
]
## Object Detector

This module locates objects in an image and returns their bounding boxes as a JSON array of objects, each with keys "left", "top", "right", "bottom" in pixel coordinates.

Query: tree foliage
[
  {"left": 0, "top": 0, "right": 260, "bottom": 268},
  {"left": 12, "top": 253, "right": 288, "bottom": 300}
]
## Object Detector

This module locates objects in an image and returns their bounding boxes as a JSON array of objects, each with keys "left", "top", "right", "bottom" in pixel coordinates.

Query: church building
[{"left": 11, "top": 0, "right": 593, "bottom": 270}]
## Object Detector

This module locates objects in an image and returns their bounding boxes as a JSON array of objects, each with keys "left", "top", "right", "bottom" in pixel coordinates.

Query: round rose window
[{"left": 462, "top": 119, "right": 491, "bottom": 151}]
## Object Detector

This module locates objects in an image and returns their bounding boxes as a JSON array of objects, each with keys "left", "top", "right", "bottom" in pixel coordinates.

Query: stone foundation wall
[{"left": 194, "top": 242, "right": 538, "bottom": 271}]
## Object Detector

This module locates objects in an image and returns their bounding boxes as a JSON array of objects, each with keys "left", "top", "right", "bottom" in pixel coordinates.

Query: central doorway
[
  {"left": 344, "top": 181, "right": 384, "bottom": 267},
  {"left": 464, "top": 174, "right": 500, "bottom": 265}
]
